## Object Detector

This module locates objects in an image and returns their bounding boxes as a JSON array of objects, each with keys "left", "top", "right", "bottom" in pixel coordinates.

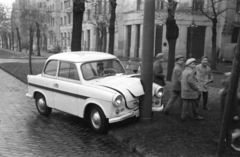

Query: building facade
[{"left": 12, "top": 0, "right": 240, "bottom": 60}]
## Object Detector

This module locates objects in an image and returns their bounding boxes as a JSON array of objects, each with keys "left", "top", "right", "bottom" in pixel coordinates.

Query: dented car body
[{"left": 26, "top": 51, "right": 164, "bottom": 133}]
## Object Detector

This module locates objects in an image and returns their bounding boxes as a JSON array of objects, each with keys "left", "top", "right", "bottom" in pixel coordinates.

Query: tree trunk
[
  {"left": 71, "top": 0, "right": 85, "bottom": 51},
  {"left": 16, "top": 27, "right": 22, "bottom": 52},
  {"left": 29, "top": 27, "right": 33, "bottom": 75},
  {"left": 103, "top": 27, "right": 107, "bottom": 52},
  {"left": 108, "top": 0, "right": 117, "bottom": 55},
  {"left": 217, "top": 31, "right": 240, "bottom": 157},
  {"left": 211, "top": 18, "right": 217, "bottom": 70},
  {"left": 12, "top": 31, "right": 14, "bottom": 51},
  {"left": 1, "top": 34, "right": 5, "bottom": 48},
  {"left": 167, "top": 39, "right": 177, "bottom": 80},
  {"left": 99, "top": 29, "right": 103, "bottom": 52},
  {"left": 4, "top": 32, "right": 9, "bottom": 49},
  {"left": 43, "top": 33, "right": 47, "bottom": 51},
  {"left": 36, "top": 22, "right": 41, "bottom": 56},
  {"left": 8, "top": 32, "right": 12, "bottom": 50},
  {"left": 166, "top": 18, "right": 179, "bottom": 81}
]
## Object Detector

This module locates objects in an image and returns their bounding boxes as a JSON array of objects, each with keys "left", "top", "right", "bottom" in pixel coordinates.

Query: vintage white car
[{"left": 26, "top": 51, "right": 164, "bottom": 133}]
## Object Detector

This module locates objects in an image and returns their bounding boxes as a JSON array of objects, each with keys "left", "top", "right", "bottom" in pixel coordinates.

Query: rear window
[{"left": 44, "top": 60, "right": 58, "bottom": 76}]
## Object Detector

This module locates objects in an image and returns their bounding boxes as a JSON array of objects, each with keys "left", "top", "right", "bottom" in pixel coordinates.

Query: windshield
[{"left": 81, "top": 59, "right": 126, "bottom": 80}]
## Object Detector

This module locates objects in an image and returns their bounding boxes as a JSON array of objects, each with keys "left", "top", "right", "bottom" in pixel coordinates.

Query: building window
[
  {"left": 104, "top": 0, "right": 107, "bottom": 15},
  {"left": 192, "top": 0, "right": 203, "bottom": 13},
  {"left": 61, "top": 17, "right": 63, "bottom": 25},
  {"left": 64, "top": 16, "right": 66, "bottom": 25},
  {"left": 236, "top": 0, "right": 240, "bottom": 13},
  {"left": 87, "top": 9, "right": 91, "bottom": 20},
  {"left": 137, "top": 0, "right": 142, "bottom": 10},
  {"left": 61, "top": 2, "right": 63, "bottom": 10},
  {"left": 156, "top": 0, "right": 164, "bottom": 10},
  {"left": 69, "top": 32, "right": 71, "bottom": 45},
  {"left": 98, "top": 1, "right": 102, "bottom": 14},
  {"left": 68, "top": 14, "right": 71, "bottom": 24}
]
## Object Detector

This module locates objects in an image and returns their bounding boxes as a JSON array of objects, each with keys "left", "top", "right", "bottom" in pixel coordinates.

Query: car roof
[{"left": 47, "top": 51, "right": 117, "bottom": 62}]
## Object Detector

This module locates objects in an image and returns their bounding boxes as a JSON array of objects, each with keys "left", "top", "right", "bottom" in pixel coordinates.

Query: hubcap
[
  {"left": 37, "top": 98, "right": 46, "bottom": 112},
  {"left": 91, "top": 109, "right": 101, "bottom": 129}
]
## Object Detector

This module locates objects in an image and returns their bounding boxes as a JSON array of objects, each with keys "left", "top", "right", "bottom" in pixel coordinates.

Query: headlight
[
  {"left": 155, "top": 88, "right": 164, "bottom": 98},
  {"left": 112, "top": 95, "right": 123, "bottom": 107}
]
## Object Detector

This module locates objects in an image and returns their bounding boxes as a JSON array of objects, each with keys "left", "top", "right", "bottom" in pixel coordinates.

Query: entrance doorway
[
  {"left": 187, "top": 26, "right": 205, "bottom": 59},
  {"left": 155, "top": 25, "right": 163, "bottom": 56}
]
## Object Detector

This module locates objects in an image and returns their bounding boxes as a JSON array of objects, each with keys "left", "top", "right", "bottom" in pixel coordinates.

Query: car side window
[
  {"left": 58, "top": 62, "right": 79, "bottom": 80},
  {"left": 44, "top": 60, "right": 58, "bottom": 76}
]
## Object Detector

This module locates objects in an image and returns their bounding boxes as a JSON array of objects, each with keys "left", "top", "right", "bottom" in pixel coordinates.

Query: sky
[{"left": 0, "top": 0, "right": 15, "bottom": 8}]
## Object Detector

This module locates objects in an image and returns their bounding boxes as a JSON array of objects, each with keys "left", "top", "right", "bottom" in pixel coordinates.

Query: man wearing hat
[
  {"left": 164, "top": 55, "right": 185, "bottom": 115},
  {"left": 153, "top": 53, "right": 165, "bottom": 86},
  {"left": 181, "top": 58, "right": 204, "bottom": 121}
]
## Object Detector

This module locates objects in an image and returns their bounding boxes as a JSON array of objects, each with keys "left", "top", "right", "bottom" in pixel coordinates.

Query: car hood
[{"left": 93, "top": 75, "right": 144, "bottom": 99}]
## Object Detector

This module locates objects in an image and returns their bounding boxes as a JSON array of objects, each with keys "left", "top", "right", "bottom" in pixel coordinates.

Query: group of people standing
[{"left": 153, "top": 53, "right": 213, "bottom": 122}]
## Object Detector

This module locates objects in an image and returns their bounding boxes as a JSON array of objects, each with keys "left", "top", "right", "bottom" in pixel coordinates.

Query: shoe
[
  {"left": 194, "top": 116, "right": 204, "bottom": 120},
  {"left": 233, "top": 116, "right": 240, "bottom": 122},
  {"left": 164, "top": 111, "right": 171, "bottom": 115},
  {"left": 181, "top": 117, "right": 185, "bottom": 122},
  {"left": 203, "top": 107, "right": 210, "bottom": 111}
]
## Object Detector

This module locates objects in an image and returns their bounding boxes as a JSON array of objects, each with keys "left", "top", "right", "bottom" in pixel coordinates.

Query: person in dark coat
[
  {"left": 164, "top": 55, "right": 185, "bottom": 115},
  {"left": 153, "top": 53, "right": 165, "bottom": 86},
  {"left": 180, "top": 58, "right": 204, "bottom": 122}
]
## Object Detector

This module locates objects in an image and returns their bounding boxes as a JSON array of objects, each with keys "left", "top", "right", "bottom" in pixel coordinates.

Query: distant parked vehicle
[
  {"left": 62, "top": 46, "right": 71, "bottom": 53},
  {"left": 223, "top": 43, "right": 236, "bottom": 62},
  {"left": 47, "top": 45, "right": 60, "bottom": 53}
]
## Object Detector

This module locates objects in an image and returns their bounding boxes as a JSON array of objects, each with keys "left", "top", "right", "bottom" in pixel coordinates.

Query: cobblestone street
[{"left": 0, "top": 68, "right": 138, "bottom": 157}]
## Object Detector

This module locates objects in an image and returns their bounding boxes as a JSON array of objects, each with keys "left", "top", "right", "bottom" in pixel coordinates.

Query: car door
[
  {"left": 53, "top": 61, "right": 80, "bottom": 116},
  {"left": 42, "top": 60, "right": 59, "bottom": 108}
]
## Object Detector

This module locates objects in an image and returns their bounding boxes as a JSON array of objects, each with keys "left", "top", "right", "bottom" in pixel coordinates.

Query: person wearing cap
[
  {"left": 181, "top": 58, "right": 204, "bottom": 121},
  {"left": 196, "top": 56, "right": 213, "bottom": 110},
  {"left": 164, "top": 55, "right": 185, "bottom": 115},
  {"left": 153, "top": 53, "right": 165, "bottom": 86}
]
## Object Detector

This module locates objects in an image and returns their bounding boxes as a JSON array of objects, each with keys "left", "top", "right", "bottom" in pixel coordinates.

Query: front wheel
[
  {"left": 89, "top": 105, "right": 109, "bottom": 133},
  {"left": 35, "top": 93, "right": 52, "bottom": 116}
]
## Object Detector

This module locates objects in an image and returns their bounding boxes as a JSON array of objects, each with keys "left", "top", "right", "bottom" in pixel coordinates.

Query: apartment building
[{"left": 12, "top": 0, "right": 240, "bottom": 60}]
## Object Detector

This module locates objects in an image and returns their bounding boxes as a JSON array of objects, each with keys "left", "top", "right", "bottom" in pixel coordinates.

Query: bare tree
[
  {"left": 200, "top": 0, "right": 236, "bottom": 70},
  {"left": 165, "top": 0, "right": 179, "bottom": 81},
  {"left": 0, "top": 3, "right": 11, "bottom": 50},
  {"left": 19, "top": 3, "right": 45, "bottom": 74},
  {"left": 108, "top": 0, "right": 117, "bottom": 54}
]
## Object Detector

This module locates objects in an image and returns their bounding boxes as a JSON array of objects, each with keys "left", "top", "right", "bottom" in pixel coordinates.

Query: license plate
[{"left": 135, "top": 110, "right": 139, "bottom": 117}]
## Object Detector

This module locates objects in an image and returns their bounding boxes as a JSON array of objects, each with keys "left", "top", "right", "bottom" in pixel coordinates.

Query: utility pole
[
  {"left": 139, "top": 0, "right": 155, "bottom": 123},
  {"left": 217, "top": 29, "right": 240, "bottom": 156}
]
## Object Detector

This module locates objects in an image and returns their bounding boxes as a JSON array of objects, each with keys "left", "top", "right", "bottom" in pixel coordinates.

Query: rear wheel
[
  {"left": 35, "top": 93, "right": 52, "bottom": 116},
  {"left": 89, "top": 105, "right": 109, "bottom": 133}
]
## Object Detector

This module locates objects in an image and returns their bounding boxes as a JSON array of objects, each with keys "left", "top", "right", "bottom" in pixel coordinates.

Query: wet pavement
[{"left": 0, "top": 68, "right": 139, "bottom": 157}]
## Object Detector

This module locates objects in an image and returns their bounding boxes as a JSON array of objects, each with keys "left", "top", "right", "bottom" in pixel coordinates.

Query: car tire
[
  {"left": 89, "top": 105, "right": 109, "bottom": 133},
  {"left": 35, "top": 93, "right": 52, "bottom": 116}
]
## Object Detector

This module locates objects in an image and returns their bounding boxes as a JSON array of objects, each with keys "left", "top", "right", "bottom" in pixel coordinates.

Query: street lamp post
[{"left": 188, "top": 19, "right": 197, "bottom": 58}]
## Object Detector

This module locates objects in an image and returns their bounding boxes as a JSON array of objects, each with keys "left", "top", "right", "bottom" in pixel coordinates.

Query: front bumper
[{"left": 109, "top": 108, "right": 139, "bottom": 123}]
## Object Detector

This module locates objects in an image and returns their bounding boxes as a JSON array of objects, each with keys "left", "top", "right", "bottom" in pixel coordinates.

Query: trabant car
[{"left": 26, "top": 51, "right": 164, "bottom": 133}]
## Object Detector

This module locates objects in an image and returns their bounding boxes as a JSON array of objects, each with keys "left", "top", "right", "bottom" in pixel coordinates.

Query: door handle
[{"left": 53, "top": 83, "right": 59, "bottom": 88}]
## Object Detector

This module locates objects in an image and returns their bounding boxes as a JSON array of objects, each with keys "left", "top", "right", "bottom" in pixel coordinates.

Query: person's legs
[
  {"left": 192, "top": 99, "right": 204, "bottom": 120},
  {"left": 164, "top": 91, "right": 180, "bottom": 114},
  {"left": 181, "top": 99, "right": 189, "bottom": 121},
  {"left": 202, "top": 91, "right": 209, "bottom": 110}
]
